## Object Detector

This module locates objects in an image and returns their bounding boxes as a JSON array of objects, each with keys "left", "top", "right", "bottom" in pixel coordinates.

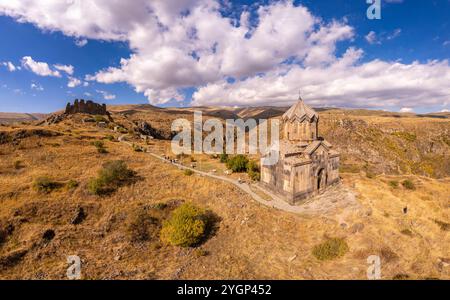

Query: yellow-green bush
[
  {"left": 402, "top": 179, "right": 415, "bottom": 190},
  {"left": 219, "top": 153, "right": 229, "bottom": 163},
  {"left": 388, "top": 180, "right": 399, "bottom": 188},
  {"left": 160, "top": 203, "right": 207, "bottom": 247},
  {"left": 66, "top": 180, "right": 79, "bottom": 190},
  {"left": 88, "top": 160, "right": 135, "bottom": 195},
  {"left": 226, "top": 155, "right": 249, "bottom": 173},
  {"left": 94, "top": 115, "right": 108, "bottom": 123},
  {"left": 246, "top": 160, "right": 260, "bottom": 181},
  {"left": 33, "top": 177, "right": 61, "bottom": 193},
  {"left": 92, "top": 140, "right": 108, "bottom": 153},
  {"left": 312, "top": 238, "right": 349, "bottom": 261},
  {"left": 132, "top": 144, "right": 144, "bottom": 152}
]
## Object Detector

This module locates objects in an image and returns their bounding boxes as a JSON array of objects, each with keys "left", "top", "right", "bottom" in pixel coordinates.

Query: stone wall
[{"left": 65, "top": 99, "right": 109, "bottom": 115}]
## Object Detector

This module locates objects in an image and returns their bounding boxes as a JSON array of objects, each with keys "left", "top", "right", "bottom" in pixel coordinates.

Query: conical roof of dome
[{"left": 282, "top": 97, "right": 318, "bottom": 121}]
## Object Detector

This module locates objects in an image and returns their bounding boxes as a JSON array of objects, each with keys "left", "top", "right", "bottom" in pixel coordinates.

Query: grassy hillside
[
  {"left": 319, "top": 112, "right": 450, "bottom": 178},
  {"left": 0, "top": 105, "right": 448, "bottom": 279}
]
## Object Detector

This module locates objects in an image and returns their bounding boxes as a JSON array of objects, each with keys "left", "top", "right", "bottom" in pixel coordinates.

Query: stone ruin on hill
[
  {"left": 65, "top": 99, "right": 109, "bottom": 115},
  {"left": 40, "top": 99, "right": 111, "bottom": 125}
]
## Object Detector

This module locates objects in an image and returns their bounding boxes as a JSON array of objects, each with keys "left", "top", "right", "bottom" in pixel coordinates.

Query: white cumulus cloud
[
  {"left": 400, "top": 107, "right": 413, "bottom": 113},
  {"left": 2, "top": 61, "right": 17, "bottom": 72},
  {"left": 30, "top": 82, "right": 44, "bottom": 91},
  {"left": 54, "top": 64, "right": 74, "bottom": 75},
  {"left": 21, "top": 56, "right": 61, "bottom": 77},
  {"left": 1, "top": 0, "right": 449, "bottom": 110},
  {"left": 67, "top": 76, "right": 81, "bottom": 88},
  {"left": 365, "top": 31, "right": 378, "bottom": 44},
  {"left": 75, "top": 39, "right": 88, "bottom": 47},
  {"left": 96, "top": 90, "right": 116, "bottom": 100}
]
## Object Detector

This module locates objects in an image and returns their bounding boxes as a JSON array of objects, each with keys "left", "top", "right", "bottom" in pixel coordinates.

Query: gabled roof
[
  {"left": 304, "top": 140, "right": 331, "bottom": 155},
  {"left": 282, "top": 98, "right": 319, "bottom": 122}
]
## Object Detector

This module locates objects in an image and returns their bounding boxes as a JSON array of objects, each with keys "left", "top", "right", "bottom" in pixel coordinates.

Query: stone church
[{"left": 260, "top": 97, "right": 340, "bottom": 205}]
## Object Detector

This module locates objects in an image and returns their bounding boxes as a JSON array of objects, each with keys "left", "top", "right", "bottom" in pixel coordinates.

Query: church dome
[{"left": 282, "top": 97, "right": 318, "bottom": 122}]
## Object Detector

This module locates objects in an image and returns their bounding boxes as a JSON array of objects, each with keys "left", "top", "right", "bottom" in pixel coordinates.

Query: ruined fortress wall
[{"left": 65, "top": 99, "right": 109, "bottom": 115}]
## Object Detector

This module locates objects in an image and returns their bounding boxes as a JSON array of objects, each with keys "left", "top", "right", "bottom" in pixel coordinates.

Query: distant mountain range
[
  {"left": 1, "top": 104, "right": 449, "bottom": 124},
  {"left": 0, "top": 112, "right": 48, "bottom": 124}
]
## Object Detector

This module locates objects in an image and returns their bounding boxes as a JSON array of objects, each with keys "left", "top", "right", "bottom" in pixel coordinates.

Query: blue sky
[{"left": 0, "top": 0, "right": 449, "bottom": 113}]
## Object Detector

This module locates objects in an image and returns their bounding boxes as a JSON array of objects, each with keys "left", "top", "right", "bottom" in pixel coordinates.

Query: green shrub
[
  {"left": 117, "top": 127, "right": 128, "bottom": 134},
  {"left": 66, "top": 180, "right": 79, "bottom": 190},
  {"left": 88, "top": 160, "right": 135, "bottom": 195},
  {"left": 33, "top": 177, "right": 61, "bottom": 193},
  {"left": 184, "top": 169, "right": 194, "bottom": 176},
  {"left": 248, "top": 170, "right": 261, "bottom": 181},
  {"left": 246, "top": 160, "right": 260, "bottom": 181},
  {"left": 219, "top": 153, "right": 229, "bottom": 163},
  {"left": 161, "top": 203, "right": 207, "bottom": 247},
  {"left": 389, "top": 180, "right": 399, "bottom": 188},
  {"left": 92, "top": 140, "right": 108, "bottom": 153},
  {"left": 104, "top": 135, "right": 115, "bottom": 141},
  {"left": 94, "top": 115, "right": 108, "bottom": 123},
  {"left": 312, "top": 238, "right": 349, "bottom": 261},
  {"left": 246, "top": 160, "right": 259, "bottom": 172},
  {"left": 88, "top": 178, "right": 103, "bottom": 195},
  {"left": 132, "top": 144, "right": 144, "bottom": 152},
  {"left": 226, "top": 155, "right": 249, "bottom": 173},
  {"left": 402, "top": 180, "right": 415, "bottom": 190}
]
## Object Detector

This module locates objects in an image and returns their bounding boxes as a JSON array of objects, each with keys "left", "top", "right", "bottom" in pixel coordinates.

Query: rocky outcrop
[
  {"left": 134, "top": 121, "right": 175, "bottom": 140},
  {"left": 65, "top": 99, "right": 109, "bottom": 115}
]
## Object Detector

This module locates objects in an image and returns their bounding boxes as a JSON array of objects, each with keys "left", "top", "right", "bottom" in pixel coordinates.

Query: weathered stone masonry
[
  {"left": 261, "top": 97, "right": 340, "bottom": 205},
  {"left": 65, "top": 99, "right": 109, "bottom": 115}
]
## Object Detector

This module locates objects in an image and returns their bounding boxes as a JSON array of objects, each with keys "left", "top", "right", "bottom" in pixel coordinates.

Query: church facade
[{"left": 260, "top": 98, "right": 340, "bottom": 205}]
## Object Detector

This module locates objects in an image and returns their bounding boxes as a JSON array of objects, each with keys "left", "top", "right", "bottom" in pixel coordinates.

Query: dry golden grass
[{"left": 0, "top": 109, "right": 448, "bottom": 280}]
